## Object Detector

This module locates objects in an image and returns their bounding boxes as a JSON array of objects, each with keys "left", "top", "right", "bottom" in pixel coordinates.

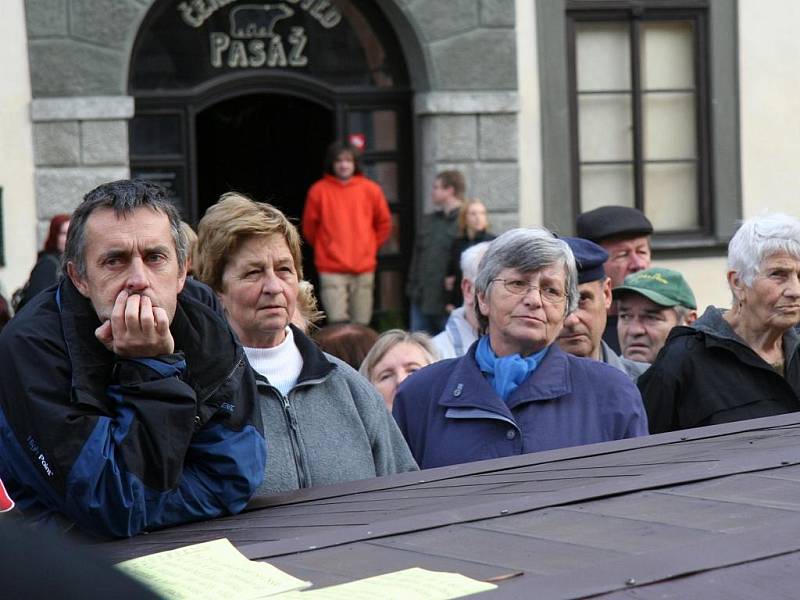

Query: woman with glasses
[{"left": 393, "top": 228, "right": 648, "bottom": 469}]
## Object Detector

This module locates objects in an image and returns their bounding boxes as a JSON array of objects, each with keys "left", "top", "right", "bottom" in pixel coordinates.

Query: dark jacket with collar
[
  {"left": 392, "top": 341, "right": 648, "bottom": 469},
  {"left": 250, "top": 325, "right": 417, "bottom": 497},
  {"left": 0, "top": 278, "right": 266, "bottom": 538},
  {"left": 638, "top": 306, "right": 800, "bottom": 434},
  {"left": 406, "top": 207, "right": 460, "bottom": 316}
]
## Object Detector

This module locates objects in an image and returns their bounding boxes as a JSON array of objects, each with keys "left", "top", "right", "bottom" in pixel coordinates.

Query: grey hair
[
  {"left": 359, "top": 329, "right": 439, "bottom": 382},
  {"left": 673, "top": 305, "right": 693, "bottom": 325},
  {"left": 64, "top": 180, "right": 187, "bottom": 278},
  {"left": 728, "top": 213, "right": 800, "bottom": 288},
  {"left": 473, "top": 228, "right": 579, "bottom": 332},
  {"left": 460, "top": 241, "right": 492, "bottom": 282}
]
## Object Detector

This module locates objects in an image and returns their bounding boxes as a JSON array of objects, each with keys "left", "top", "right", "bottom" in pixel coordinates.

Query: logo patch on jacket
[{"left": 27, "top": 436, "right": 54, "bottom": 477}]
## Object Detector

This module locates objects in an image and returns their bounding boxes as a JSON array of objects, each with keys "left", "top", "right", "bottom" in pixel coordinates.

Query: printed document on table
[
  {"left": 116, "top": 538, "right": 311, "bottom": 600},
  {"left": 274, "top": 567, "right": 496, "bottom": 599}
]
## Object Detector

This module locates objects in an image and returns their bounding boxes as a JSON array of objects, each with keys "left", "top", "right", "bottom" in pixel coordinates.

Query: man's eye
[{"left": 508, "top": 280, "right": 529, "bottom": 293}]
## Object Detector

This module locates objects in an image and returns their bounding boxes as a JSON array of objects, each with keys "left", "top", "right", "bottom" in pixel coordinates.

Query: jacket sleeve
[
  {"left": 348, "top": 372, "right": 418, "bottom": 475},
  {"left": 302, "top": 186, "right": 321, "bottom": 246},
  {"left": 637, "top": 354, "right": 680, "bottom": 434},
  {"left": 391, "top": 380, "right": 424, "bottom": 464},
  {"left": 0, "top": 335, "right": 265, "bottom": 538},
  {"left": 372, "top": 186, "right": 393, "bottom": 247},
  {"left": 620, "top": 382, "right": 650, "bottom": 438},
  {"left": 405, "top": 219, "right": 426, "bottom": 297}
]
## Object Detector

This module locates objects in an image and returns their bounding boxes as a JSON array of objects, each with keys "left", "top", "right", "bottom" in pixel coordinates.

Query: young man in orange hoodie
[{"left": 302, "top": 141, "right": 392, "bottom": 325}]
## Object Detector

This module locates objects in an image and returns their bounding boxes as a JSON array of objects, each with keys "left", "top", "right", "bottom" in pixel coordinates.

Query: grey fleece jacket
[{"left": 251, "top": 326, "right": 418, "bottom": 497}]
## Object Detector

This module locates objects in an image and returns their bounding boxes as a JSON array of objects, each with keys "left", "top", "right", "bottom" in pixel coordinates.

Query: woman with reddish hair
[{"left": 15, "top": 214, "right": 69, "bottom": 311}]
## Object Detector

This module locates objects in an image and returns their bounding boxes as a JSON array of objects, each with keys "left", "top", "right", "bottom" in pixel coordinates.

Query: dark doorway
[
  {"left": 196, "top": 93, "right": 333, "bottom": 218},
  {"left": 196, "top": 93, "right": 334, "bottom": 282}
]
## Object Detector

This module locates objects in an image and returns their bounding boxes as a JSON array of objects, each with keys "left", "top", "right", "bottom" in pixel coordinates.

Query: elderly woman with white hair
[
  {"left": 640, "top": 213, "right": 800, "bottom": 433},
  {"left": 393, "top": 228, "right": 648, "bottom": 469}
]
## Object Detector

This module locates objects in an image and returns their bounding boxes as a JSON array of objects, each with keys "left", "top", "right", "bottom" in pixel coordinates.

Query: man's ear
[
  {"left": 66, "top": 262, "right": 90, "bottom": 298},
  {"left": 602, "top": 277, "right": 613, "bottom": 311},
  {"left": 462, "top": 278, "right": 474, "bottom": 306},
  {"left": 477, "top": 290, "right": 490, "bottom": 317},
  {"left": 176, "top": 264, "right": 187, "bottom": 295}
]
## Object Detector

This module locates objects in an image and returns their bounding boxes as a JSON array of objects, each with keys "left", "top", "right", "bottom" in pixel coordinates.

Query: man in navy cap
[
  {"left": 558, "top": 237, "right": 649, "bottom": 381},
  {"left": 576, "top": 206, "right": 654, "bottom": 352}
]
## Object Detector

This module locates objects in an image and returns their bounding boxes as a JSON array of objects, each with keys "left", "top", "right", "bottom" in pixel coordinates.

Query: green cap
[{"left": 612, "top": 267, "right": 697, "bottom": 309}]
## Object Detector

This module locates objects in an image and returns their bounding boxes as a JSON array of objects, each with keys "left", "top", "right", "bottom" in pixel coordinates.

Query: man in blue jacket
[{"left": 0, "top": 180, "right": 266, "bottom": 538}]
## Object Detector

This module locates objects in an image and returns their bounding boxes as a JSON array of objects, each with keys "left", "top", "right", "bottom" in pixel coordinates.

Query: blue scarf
[{"left": 475, "top": 336, "right": 548, "bottom": 402}]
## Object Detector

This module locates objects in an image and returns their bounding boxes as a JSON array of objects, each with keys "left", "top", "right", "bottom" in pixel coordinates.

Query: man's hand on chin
[{"left": 95, "top": 290, "right": 175, "bottom": 356}]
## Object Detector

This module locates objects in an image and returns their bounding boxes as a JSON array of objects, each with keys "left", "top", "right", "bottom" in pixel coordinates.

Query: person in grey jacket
[{"left": 195, "top": 193, "right": 417, "bottom": 496}]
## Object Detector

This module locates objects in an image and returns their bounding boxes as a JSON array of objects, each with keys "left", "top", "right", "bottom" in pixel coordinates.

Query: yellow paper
[
  {"left": 116, "top": 538, "right": 311, "bottom": 600},
  {"left": 275, "top": 567, "right": 496, "bottom": 599}
]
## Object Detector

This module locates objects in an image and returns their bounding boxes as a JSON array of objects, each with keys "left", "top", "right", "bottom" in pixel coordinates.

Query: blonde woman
[
  {"left": 444, "top": 199, "right": 495, "bottom": 310},
  {"left": 195, "top": 193, "right": 417, "bottom": 496},
  {"left": 360, "top": 329, "right": 439, "bottom": 410}
]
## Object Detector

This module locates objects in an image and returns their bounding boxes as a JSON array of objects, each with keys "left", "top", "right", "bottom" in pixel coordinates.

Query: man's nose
[
  {"left": 564, "top": 312, "right": 579, "bottom": 327},
  {"left": 125, "top": 258, "right": 148, "bottom": 292},
  {"left": 627, "top": 317, "right": 647, "bottom": 336},
  {"left": 628, "top": 253, "right": 648, "bottom": 273}
]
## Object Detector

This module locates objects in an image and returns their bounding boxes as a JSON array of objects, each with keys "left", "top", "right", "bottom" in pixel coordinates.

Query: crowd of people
[{"left": 2, "top": 140, "right": 800, "bottom": 541}]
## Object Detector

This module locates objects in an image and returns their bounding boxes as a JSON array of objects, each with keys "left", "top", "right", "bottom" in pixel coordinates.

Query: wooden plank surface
[{"left": 99, "top": 415, "right": 800, "bottom": 598}]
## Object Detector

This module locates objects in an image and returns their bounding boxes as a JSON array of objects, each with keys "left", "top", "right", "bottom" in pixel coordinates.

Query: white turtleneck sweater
[{"left": 243, "top": 327, "right": 303, "bottom": 396}]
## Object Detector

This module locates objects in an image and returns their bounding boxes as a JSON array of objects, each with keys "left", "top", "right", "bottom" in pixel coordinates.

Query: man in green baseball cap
[{"left": 613, "top": 268, "right": 698, "bottom": 363}]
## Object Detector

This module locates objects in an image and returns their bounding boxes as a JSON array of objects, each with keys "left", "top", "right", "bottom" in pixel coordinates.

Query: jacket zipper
[{"left": 280, "top": 392, "right": 309, "bottom": 489}]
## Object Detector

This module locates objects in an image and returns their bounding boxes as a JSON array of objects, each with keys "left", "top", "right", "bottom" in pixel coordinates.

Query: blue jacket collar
[{"left": 437, "top": 343, "right": 573, "bottom": 415}]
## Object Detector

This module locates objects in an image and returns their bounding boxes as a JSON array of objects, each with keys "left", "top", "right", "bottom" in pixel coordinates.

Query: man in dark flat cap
[
  {"left": 558, "top": 237, "right": 649, "bottom": 381},
  {"left": 576, "top": 206, "right": 654, "bottom": 352}
]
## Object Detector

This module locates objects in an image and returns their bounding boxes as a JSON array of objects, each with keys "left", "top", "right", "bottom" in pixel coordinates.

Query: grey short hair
[
  {"left": 460, "top": 241, "right": 492, "bottom": 282},
  {"left": 673, "top": 305, "right": 693, "bottom": 325},
  {"left": 64, "top": 180, "right": 187, "bottom": 278},
  {"left": 473, "top": 228, "right": 579, "bottom": 332},
  {"left": 359, "top": 329, "right": 439, "bottom": 382},
  {"left": 728, "top": 213, "right": 800, "bottom": 287}
]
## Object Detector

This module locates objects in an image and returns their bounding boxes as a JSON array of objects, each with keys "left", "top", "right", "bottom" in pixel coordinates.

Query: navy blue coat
[{"left": 393, "top": 342, "right": 648, "bottom": 469}]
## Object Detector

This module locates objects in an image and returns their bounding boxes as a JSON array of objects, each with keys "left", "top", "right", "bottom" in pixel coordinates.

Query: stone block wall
[
  {"left": 416, "top": 91, "right": 519, "bottom": 232},
  {"left": 400, "top": 0, "right": 520, "bottom": 231},
  {"left": 30, "top": 97, "right": 132, "bottom": 244},
  {"left": 24, "top": 0, "right": 522, "bottom": 238}
]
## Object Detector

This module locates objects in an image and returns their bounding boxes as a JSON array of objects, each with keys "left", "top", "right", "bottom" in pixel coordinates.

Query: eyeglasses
[{"left": 491, "top": 278, "right": 568, "bottom": 304}]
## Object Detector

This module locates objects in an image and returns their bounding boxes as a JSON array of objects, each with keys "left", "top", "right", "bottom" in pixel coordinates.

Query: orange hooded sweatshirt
[{"left": 302, "top": 174, "right": 392, "bottom": 274}]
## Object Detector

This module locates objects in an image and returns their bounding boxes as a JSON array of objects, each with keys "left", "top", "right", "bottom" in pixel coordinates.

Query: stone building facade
[
  {"left": 5, "top": 0, "right": 800, "bottom": 312},
  {"left": 18, "top": 0, "right": 521, "bottom": 322}
]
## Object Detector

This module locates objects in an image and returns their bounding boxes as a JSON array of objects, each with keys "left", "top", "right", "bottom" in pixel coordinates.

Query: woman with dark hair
[
  {"left": 15, "top": 214, "right": 70, "bottom": 310},
  {"left": 313, "top": 322, "right": 379, "bottom": 369},
  {"left": 302, "top": 141, "right": 392, "bottom": 326}
]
